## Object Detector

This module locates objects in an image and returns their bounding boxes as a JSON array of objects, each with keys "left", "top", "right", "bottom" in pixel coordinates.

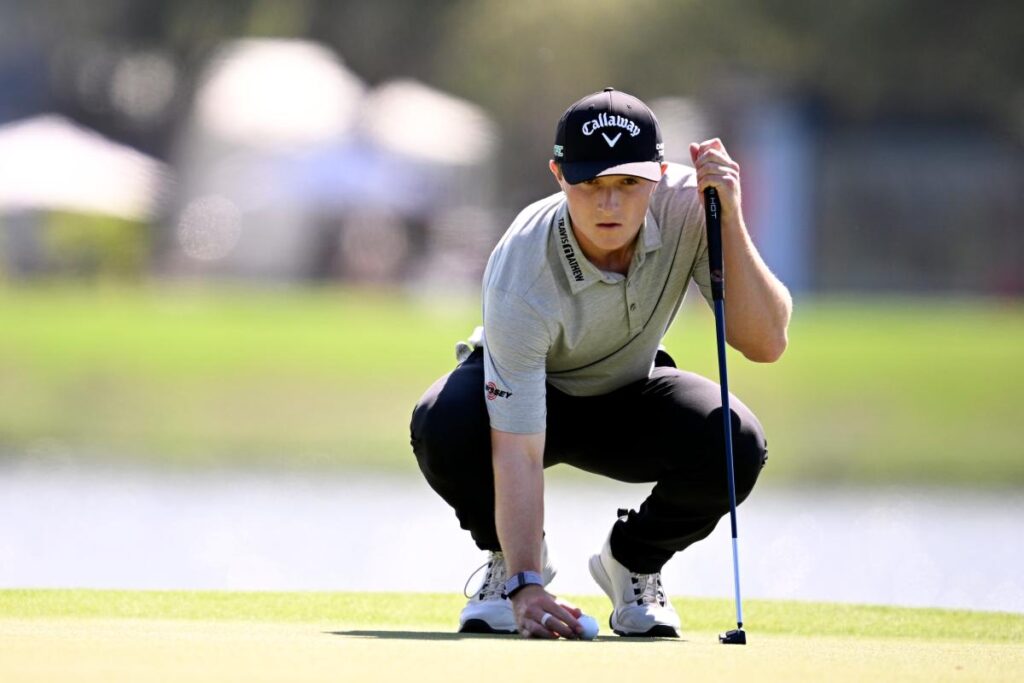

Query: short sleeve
[
  {"left": 482, "top": 288, "right": 550, "bottom": 433},
  {"left": 657, "top": 163, "right": 714, "bottom": 308},
  {"left": 690, "top": 229, "right": 715, "bottom": 308}
]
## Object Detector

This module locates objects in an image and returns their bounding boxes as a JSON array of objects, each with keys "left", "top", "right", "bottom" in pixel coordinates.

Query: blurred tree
[
  {"left": 6, "top": 0, "right": 1021, "bottom": 208},
  {"left": 307, "top": 0, "right": 452, "bottom": 83},
  {"left": 429, "top": 0, "right": 1023, "bottom": 203},
  {"left": 44, "top": 211, "right": 149, "bottom": 281}
]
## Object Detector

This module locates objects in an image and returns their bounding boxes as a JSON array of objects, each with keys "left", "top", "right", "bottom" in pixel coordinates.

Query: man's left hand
[{"left": 690, "top": 138, "right": 742, "bottom": 222}]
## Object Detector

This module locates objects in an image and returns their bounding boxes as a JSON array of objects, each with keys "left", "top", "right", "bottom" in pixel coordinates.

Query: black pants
[{"left": 410, "top": 348, "right": 767, "bottom": 573}]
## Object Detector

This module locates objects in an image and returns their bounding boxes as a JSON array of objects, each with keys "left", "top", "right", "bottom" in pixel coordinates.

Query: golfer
[{"left": 411, "top": 88, "right": 792, "bottom": 639}]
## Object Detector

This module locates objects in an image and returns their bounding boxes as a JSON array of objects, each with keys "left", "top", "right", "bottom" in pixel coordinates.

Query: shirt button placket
[{"left": 627, "top": 283, "right": 639, "bottom": 331}]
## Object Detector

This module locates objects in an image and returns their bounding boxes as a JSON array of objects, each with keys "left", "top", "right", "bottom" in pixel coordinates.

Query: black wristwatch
[{"left": 503, "top": 570, "right": 544, "bottom": 598}]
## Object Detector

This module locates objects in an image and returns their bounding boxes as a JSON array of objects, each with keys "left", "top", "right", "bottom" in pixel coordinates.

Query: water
[{"left": 2, "top": 461, "right": 1022, "bottom": 614}]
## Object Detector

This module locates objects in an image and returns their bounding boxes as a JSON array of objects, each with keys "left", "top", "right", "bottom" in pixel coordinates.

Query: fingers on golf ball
[{"left": 578, "top": 614, "right": 599, "bottom": 640}]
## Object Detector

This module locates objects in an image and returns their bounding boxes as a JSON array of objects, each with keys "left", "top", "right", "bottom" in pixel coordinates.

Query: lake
[{"left": 2, "top": 460, "right": 1022, "bottom": 614}]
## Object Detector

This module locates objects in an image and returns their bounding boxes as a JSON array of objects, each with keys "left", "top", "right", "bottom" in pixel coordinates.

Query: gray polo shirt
[{"left": 481, "top": 162, "right": 712, "bottom": 433}]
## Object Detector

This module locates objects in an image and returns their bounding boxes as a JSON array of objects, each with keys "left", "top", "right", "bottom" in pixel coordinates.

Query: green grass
[
  {"left": 665, "top": 298, "right": 1024, "bottom": 486},
  {"left": 1, "top": 591, "right": 1021, "bottom": 683},
  {"left": 1, "top": 284, "right": 1022, "bottom": 485},
  {"left": 3, "top": 589, "right": 1022, "bottom": 642}
]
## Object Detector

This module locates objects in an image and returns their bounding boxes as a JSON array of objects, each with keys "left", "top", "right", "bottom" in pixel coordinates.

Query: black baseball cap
[{"left": 553, "top": 87, "right": 664, "bottom": 185}]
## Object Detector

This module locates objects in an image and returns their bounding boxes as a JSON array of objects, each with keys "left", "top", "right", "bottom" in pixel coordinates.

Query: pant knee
[
  {"left": 410, "top": 371, "right": 491, "bottom": 484},
  {"left": 410, "top": 380, "right": 444, "bottom": 474},
  {"left": 732, "top": 414, "right": 767, "bottom": 503},
  {"left": 410, "top": 376, "right": 499, "bottom": 551},
  {"left": 703, "top": 406, "right": 766, "bottom": 505}
]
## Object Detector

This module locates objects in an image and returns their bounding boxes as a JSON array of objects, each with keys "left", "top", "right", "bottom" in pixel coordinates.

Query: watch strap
[{"left": 503, "top": 570, "right": 544, "bottom": 598}]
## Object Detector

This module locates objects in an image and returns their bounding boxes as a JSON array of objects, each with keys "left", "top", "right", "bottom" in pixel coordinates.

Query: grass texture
[
  {"left": 1, "top": 590, "right": 1021, "bottom": 683},
  {"left": 1, "top": 284, "right": 1022, "bottom": 485}
]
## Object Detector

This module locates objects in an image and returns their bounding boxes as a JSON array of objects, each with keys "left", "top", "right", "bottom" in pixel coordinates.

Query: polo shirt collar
[
  {"left": 554, "top": 204, "right": 601, "bottom": 293},
  {"left": 640, "top": 209, "right": 662, "bottom": 254},
  {"left": 554, "top": 203, "right": 663, "bottom": 294}
]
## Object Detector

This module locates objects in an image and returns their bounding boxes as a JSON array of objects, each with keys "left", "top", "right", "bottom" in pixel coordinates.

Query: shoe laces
[
  {"left": 463, "top": 551, "right": 508, "bottom": 601},
  {"left": 630, "top": 572, "right": 668, "bottom": 607}
]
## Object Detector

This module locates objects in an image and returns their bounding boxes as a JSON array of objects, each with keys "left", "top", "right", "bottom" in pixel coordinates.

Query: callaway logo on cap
[{"left": 553, "top": 87, "right": 664, "bottom": 185}]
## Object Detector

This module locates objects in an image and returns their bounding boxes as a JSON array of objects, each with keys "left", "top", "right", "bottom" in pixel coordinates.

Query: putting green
[{"left": 1, "top": 591, "right": 1021, "bottom": 682}]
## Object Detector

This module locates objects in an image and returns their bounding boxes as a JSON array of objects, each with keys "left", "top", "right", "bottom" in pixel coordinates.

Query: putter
[{"left": 703, "top": 186, "right": 747, "bottom": 645}]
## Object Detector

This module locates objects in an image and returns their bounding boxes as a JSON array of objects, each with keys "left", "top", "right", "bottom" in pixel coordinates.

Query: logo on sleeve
[{"left": 485, "top": 381, "right": 513, "bottom": 400}]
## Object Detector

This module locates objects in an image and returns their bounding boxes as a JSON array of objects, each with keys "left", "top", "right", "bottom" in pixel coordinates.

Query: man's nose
[{"left": 597, "top": 187, "right": 620, "bottom": 212}]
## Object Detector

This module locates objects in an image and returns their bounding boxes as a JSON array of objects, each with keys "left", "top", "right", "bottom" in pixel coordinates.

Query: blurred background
[{"left": 1, "top": 1, "right": 1022, "bottom": 614}]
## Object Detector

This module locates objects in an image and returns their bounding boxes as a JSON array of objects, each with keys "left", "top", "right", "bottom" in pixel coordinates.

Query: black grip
[{"left": 703, "top": 187, "right": 724, "bottom": 300}]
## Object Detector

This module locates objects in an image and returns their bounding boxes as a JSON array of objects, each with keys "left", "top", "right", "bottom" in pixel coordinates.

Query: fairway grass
[
  {"left": 1, "top": 591, "right": 1022, "bottom": 683},
  {"left": 2, "top": 285, "right": 1023, "bottom": 485}
]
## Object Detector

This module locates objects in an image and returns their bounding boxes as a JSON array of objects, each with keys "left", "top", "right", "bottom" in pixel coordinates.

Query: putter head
[{"left": 719, "top": 628, "right": 746, "bottom": 645}]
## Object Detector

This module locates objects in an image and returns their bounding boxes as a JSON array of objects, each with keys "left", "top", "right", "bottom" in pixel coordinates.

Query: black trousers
[{"left": 410, "top": 348, "right": 767, "bottom": 573}]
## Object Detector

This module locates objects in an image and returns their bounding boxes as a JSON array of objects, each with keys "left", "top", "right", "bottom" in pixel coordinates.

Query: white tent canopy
[
  {"left": 190, "top": 41, "right": 494, "bottom": 163},
  {"left": 360, "top": 79, "right": 497, "bottom": 165},
  {"left": 0, "top": 114, "right": 168, "bottom": 220},
  {"left": 194, "top": 39, "right": 365, "bottom": 149}
]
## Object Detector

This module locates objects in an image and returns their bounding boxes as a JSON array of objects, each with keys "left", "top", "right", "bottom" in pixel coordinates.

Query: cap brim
[{"left": 561, "top": 160, "right": 663, "bottom": 185}]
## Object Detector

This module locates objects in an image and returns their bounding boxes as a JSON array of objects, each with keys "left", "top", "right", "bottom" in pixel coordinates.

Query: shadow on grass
[
  {"left": 327, "top": 630, "right": 511, "bottom": 641},
  {"left": 327, "top": 630, "right": 683, "bottom": 643}
]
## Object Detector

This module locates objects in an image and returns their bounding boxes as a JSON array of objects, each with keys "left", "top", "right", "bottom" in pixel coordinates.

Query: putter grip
[{"left": 703, "top": 187, "right": 724, "bottom": 301}]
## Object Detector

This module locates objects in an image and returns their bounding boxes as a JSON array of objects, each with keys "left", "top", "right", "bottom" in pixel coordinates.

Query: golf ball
[{"left": 578, "top": 614, "right": 599, "bottom": 640}]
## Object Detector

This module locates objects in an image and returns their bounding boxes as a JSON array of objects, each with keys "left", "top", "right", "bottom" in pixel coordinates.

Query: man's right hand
[{"left": 511, "top": 584, "right": 584, "bottom": 639}]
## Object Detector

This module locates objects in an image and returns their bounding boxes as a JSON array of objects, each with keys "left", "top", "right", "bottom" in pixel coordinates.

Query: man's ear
[{"left": 548, "top": 159, "right": 563, "bottom": 182}]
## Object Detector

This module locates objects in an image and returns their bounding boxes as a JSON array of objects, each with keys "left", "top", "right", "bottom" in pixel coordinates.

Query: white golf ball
[{"left": 578, "top": 614, "right": 599, "bottom": 640}]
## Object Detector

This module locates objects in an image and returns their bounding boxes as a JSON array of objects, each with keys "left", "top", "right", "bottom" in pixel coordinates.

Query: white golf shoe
[
  {"left": 588, "top": 534, "right": 681, "bottom": 637},
  {"left": 458, "top": 541, "right": 556, "bottom": 634}
]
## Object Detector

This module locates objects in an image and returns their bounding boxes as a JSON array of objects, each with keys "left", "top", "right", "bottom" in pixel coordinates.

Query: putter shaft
[{"left": 704, "top": 186, "right": 746, "bottom": 644}]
